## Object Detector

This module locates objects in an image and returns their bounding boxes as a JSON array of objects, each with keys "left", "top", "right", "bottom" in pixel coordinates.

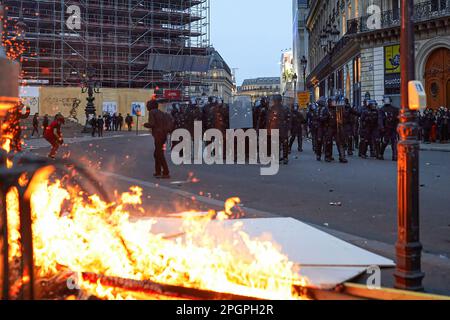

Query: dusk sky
[{"left": 210, "top": 0, "right": 293, "bottom": 86}]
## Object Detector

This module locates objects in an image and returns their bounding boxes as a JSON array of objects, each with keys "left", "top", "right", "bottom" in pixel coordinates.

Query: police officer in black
[
  {"left": 380, "top": 96, "right": 399, "bottom": 161},
  {"left": 421, "top": 107, "right": 435, "bottom": 144},
  {"left": 359, "top": 100, "right": 382, "bottom": 159},
  {"left": 343, "top": 98, "right": 358, "bottom": 156},
  {"left": 324, "top": 97, "right": 348, "bottom": 163},
  {"left": 307, "top": 103, "right": 320, "bottom": 154},
  {"left": 257, "top": 97, "right": 269, "bottom": 131},
  {"left": 266, "top": 94, "right": 291, "bottom": 165},
  {"left": 289, "top": 103, "right": 305, "bottom": 153},
  {"left": 315, "top": 98, "right": 328, "bottom": 161}
]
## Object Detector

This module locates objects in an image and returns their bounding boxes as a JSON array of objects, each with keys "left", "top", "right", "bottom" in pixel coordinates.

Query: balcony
[{"left": 347, "top": 0, "right": 450, "bottom": 34}]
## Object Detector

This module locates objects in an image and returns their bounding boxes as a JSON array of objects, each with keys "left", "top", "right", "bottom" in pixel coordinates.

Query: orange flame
[{"left": 4, "top": 169, "right": 307, "bottom": 300}]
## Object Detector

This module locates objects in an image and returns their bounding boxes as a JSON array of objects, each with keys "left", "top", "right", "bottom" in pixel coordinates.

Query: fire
[{"left": 6, "top": 167, "right": 307, "bottom": 300}]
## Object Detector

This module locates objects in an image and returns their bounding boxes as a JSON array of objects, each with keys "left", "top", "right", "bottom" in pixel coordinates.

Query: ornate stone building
[{"left": 306, "top": 0, "right": 450, "bottom": 109}]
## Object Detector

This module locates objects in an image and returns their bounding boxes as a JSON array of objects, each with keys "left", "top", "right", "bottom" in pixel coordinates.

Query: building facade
[
  {"left": 293, "top": 0, "right": 310, "bottom": 92},
  {"left": 203, "top": 48, "right": 234, "bottom": 103},
  {"left": 306, "top": 0, "right": 450, "bottom": 109},
  {"left": 237, "top": 77, "right": 281, "bottom": 102}
]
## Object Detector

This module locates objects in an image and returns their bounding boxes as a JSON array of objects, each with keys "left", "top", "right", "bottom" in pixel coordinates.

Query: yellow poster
[
  {"left": 297, "top": 92, "right": 310, "bottom": 108},
  {"left": 385, "top": 45, "right": 401, "bottom": 74}
]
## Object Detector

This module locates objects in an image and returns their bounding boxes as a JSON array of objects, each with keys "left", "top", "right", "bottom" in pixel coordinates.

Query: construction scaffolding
[{"left": 2, "top": 0, "right": 210, "bottom": 94}]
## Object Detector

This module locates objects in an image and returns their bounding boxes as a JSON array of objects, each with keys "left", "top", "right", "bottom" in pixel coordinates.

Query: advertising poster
[
  {"left": 131, "top": 102, "right": 146, "bottom": 117},
  {"left": 384, "top": 45, "right": 401, "bottom": 95},
  {"left": 103, "top": 101, "right": 118, "bottom": 115}
]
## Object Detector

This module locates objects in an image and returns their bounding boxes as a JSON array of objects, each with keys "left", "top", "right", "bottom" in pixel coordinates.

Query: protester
[
  {"left": 44, "top": 114, "right": 65, "bottom": 159},
  {"left": 145, "top": 100, "right": 172, "bottom": 179},
  {"left": 125, "top": 113, "right": 133, "bottom": 131},
  {"left": 31, "top": 113, "right": 40, "bottom": 137}
]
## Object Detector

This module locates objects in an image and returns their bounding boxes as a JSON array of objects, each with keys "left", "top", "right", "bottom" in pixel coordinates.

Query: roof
[{"left": 241, "top": 77, "right": 281, "bottom": 86}]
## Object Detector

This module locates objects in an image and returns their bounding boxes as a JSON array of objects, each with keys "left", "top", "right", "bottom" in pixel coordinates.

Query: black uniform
[
  {"left": 343, "top": 101, "right": 358, "bottom": 155},
  {"left": 324, "top": 99, "right": 347, "bottom": 163},
  {"left": 289, "top": 106, "right": 305, "bottom": 153},
  {"left": 380, "top": 103, "right": 399, "bottom": 161},
  {"left": 359, "top": 102, "right": 382, "bottom": 159},
  {"left": 266, "top": 97, "right": 291, "bottom": 163},
  {"left": 421, "top": 108, "right": 435, "bottom": 143},
  {"left": 97, "top": 117, "right": 104, "bottom": 137},
  {"left": 125, "top": 114, "right": 133, "bottom": 131},
  {"left": 315, "top": 101, "right": 328, "bottom": 161},
  {"left": 436, "top": 108, "right": 449, "bottom": 143}
]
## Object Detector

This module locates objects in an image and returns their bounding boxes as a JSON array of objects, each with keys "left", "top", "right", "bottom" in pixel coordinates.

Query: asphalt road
[
  {"left": 30, "top": 134, "right": 450, "bottom": 259},
  {"left": 25, "top": 133, "right": 450, "bottom": 295}
]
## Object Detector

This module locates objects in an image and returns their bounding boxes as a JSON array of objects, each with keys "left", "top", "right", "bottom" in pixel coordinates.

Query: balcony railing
[{"left": 347, "top": 0, "right": 450, "bottom": 34}]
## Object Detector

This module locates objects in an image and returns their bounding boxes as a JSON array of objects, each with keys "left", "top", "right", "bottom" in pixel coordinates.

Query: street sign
[
  {"left": 229, "top": 96, "right": 253, "bottom": 129},
  {"left": 297, "top": 91, "right": 310, "bottom": 108},
  {"left": 163, "top": 89, "right": 182, "bottom": 101}
]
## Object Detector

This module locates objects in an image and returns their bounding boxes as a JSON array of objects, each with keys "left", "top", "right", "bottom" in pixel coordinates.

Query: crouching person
[{"left": 44, "top": 114, "right": 65, "bottom": 159}]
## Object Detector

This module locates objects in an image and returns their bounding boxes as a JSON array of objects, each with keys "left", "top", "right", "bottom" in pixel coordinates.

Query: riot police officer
[
  {"left": 421, "top": 107, "right": 435, "bottom": 144},
  {"left": 307, "top": 103, "right": 319, "bottom": 153},
  {"left": 315, "top": 98, "right": 328, "bottom": 161},
  {"left": 289, "top": 103, "right": 305, "bottom": 153},
  {"left": 256, "top": 97, "right": 269, "bottom": 131},
  {"left": 343, "top": 98, "right": 358, "bottom": 156},
  {"left": 380, "top": 96, "right": 399, "bottom": 161},
  {"left": 324, "top": 97, "right": 348, "bottom": 163},
  {"left": 266, "top": 94, "right": 291, "bottom": 165},
  {"left": 359, "top": 100, "right": 382, "bottom": 159}
]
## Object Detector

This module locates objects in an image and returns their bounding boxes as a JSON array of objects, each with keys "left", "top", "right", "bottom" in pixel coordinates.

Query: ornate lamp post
[
  {"left": 292, "top": 73, "right": 298, "bottom": 104},
  {"left": 395, "top": 0, "right": 424, "bottom": 291},
  {"left": 301, "top": 56, "right": 308, "bottom": 91},
  {"left": 81, "top": 68, "right": 100, "bottom": 133}
]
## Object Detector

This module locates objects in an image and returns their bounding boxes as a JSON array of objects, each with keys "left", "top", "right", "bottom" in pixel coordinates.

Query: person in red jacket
[{"left": 44, "top": 114, "right": 65, "bottom": 159}]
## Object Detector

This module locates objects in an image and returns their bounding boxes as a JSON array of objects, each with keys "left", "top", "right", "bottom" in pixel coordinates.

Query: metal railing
[{"left": 347, "top": 0, "right": 450, "bottom": 34}]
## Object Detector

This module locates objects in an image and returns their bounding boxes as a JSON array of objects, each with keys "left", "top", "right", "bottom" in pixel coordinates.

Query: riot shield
[{"left": 229, "top": 96, "right": 253, "bottom": 129}]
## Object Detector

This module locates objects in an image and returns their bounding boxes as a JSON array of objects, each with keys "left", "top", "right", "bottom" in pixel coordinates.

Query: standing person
[
  {"left": 97, "top": 115, "right": 104, "bottom": 137},
  {"left": 315, "top": 98, "right": 328, "bottom": 161},
  {"left": 146, "top": 100, "right": 171, "bottom": 179},
  {"left": 266, "top": 94, "right": 291, "bottom": 165},
  {"left": 125, "top": 113, "right": 133, "bottom": 131},
  {"left": 42, "top": 114, "right": 49, "bottom": 134},
  {"left": 359, "top": 100, "right": 382, "bottom": 159},
  {"left": 256, "top": 97, "right": 269, "bottom": 131},
  {"left": 44, "top": 114, "right": 65, "bottom": 159},
  {"left": 343, "top": 99, "right": 358, "bottom": 156},
  {"left": 380, "top": 96, "right": 400, "bottom": 161},
  {"left": 104, "top": 113, "right": 111, "bottom": 131},
  {"left": 289, "top": 104, "right": 305, "bottom": 153},
  {"left": 436, "top": 107, "right": 449, "bottom": 143},
  {"left": 111, "top": 113, "right": 117, "bottom": 131},
  {"left": 31, "top": 113, "right": 40, "bottom": 137},
  {"left": 307, "top": 103, "right": 319, "bottom": 154},
  {"left": 421, "top": 108, "right": 435, "bottom": 144},
  {"left": 117, "top": 113, "right": 124, "bottom": 131},
  {"left": 324, "top": 97, "right": 348, "bottom": 163},
  {"left": 90, "top": 115, "right": 97, "bottom": 137}
]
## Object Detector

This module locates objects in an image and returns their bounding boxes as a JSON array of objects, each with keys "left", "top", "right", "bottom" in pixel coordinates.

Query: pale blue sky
[{"left": 210, "top": 0, "right": 293, "bottom": 86}]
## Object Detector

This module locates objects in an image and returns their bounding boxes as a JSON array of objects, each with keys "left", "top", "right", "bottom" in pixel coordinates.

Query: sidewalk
[
  {"left": 421, "top": 142, "right": 450, "bottom": 152},
  {"left": 23, "top": 131, "right": 150, "bottom": 150}
]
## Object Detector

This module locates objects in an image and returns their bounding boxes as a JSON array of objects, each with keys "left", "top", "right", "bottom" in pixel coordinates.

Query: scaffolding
[{"left": 3, "top": 0, "right": 210, "bottom": 93}]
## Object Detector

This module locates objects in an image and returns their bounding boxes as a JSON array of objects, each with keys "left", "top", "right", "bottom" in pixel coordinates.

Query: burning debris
[{"left": 2, "top": 165, "right": 308, "bottom": 300}]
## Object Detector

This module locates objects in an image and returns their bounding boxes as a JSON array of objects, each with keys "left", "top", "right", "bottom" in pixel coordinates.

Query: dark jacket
[{"left": 266, "top": 103, "right": 291, "bottom": 138}]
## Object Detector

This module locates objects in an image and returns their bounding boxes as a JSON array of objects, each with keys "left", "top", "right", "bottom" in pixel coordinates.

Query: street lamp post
[
  {"left": 81, "top": 68, "right": 101, "bottom": 133},
  {"left": 292, "top": 73, "right": 298, "bottom": 105},
  {"left": 301, "top": 56, "right": 308, "bottom": 91},
  {"left": 395, "top": 0, "right": 424, "bottom": 291}
]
